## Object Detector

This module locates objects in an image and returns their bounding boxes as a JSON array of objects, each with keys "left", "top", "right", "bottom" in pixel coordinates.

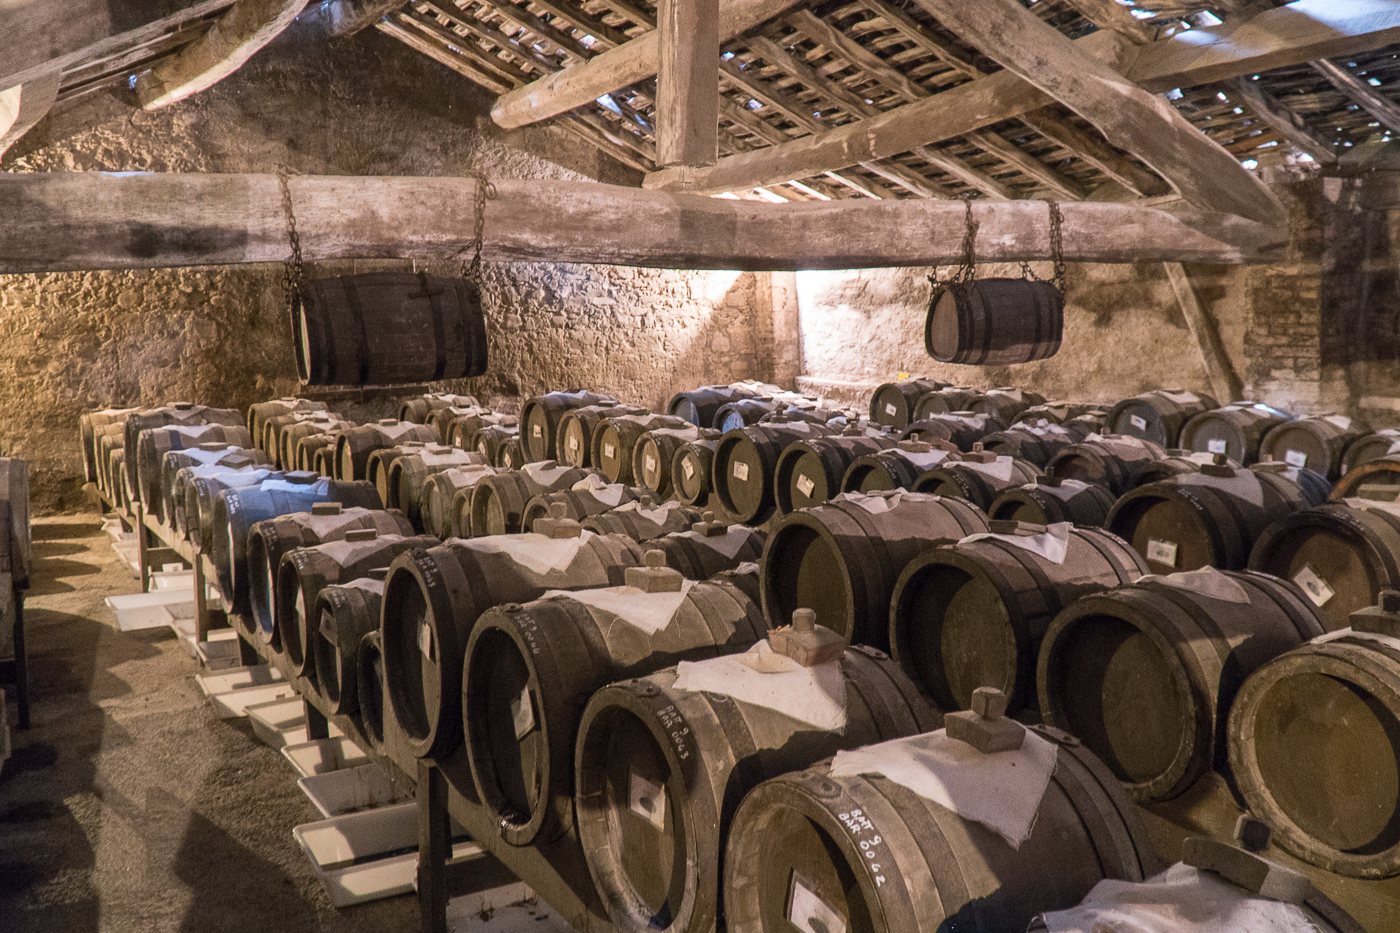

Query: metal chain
[
  {"left": 277, "top": 173, "right": 308, "bottom": 312},
  {"left": 1017, "top": 200, "right": 1068, "bottom": 296},
  {"left": 459, "top": 170, "right": 497, "bottom": 284},
  {"left": 930, "top": 198, "right": 979, "bottom": 288}
]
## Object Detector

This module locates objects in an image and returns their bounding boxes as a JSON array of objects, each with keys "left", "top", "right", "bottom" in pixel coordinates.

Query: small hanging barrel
[
  {"left": 1228, "top": 622, "right": 1400, "bottom": 878},
  {"left": 420, "top": 464, "right": 496, "bottom": 539},
  {"left": 1343, "top": 428, "right": 1400, "bottom": 476},
  {"left": 379, "top": 532, "right": 646, "bottom": 760},
  {"left": 555, "top": 404, "right": 646, "bottom": 468},
  {"left": 977, "top": 421, "right": 1086, "bottom": 468},
  {"left": 840, "top": 443, "right": 960, "bottom": 494},
  {"left": 1038, "top": 569, "right": 1323, "bottom": 802},
  {"left": 354, "top": 629, "right": 389, "bottom": 755},
  {"left": 1179, "top": 401, "right": 1293, "bottom": 465},
  {"left": 1107, "top": 461, "right": 1325, "bottom": 573},
  {"left": 581, "top": 502, "right": 705, "bottom": 542},
  {"left": 170, "top": 461, "right": 269, "bottom": 542},
  {"left": 313, "top": 578, "right": 385, "bottom": 717},
  {"left": 575, "top": 647, "right": 939, "bottom": 933},
  {"left": 900, "top": 412, "right": 1006, "bottom": 451},
  {"left": 137, "top": 424, "right": 255, "bottom": 517},
  {"left": 387, "top": 445, "right": 485, "bottom": 524},
  {"left": 1011, "top": 402, "right": 1106, "bottom": 428},
  {"left": 292, "top": 272, "right": 488, "bottom": 386},
  {"left": 467, "top": 462, "right": 596, "bottom": 537},
  {"left": 463, "top": 578, "right": 766, "bottom": 846},
  {"left": 968, "top": 387, "right": 1046, "bottom": 423},
  {"left": 161, "top": 447, "right": 266, "bottom": 528},
  {"left": 645, "top": 523, "right": 767, "bottom": 580},
  {"left": 912, "top": 453, "right": 1042, "bottom": 512},
  {"left": 713, "top": 421, "right": 838, "bottom": 525},
  {"left": 521, "top": 390, "right": 618, "bottom": 462},
  {"left": 634, "top": 427, "right": 717, "bottom": 499},
  {"left": 334, "top": 421, "right": 437, "bottom": 481},
  {"left": 869, "top": 377, "right": 947, "bottom": 429},
  {"left": 185, "top": 468, "right": 281, "bottom": 551},
  {"left": 593, "top": 414, "right": 691, "bottom": 485},
  {"left": 988, "top": 476, "right": 1115, "bottom": 527},
  {"left": 1249, "top": 501, "right": 1400, "bottom": 631},
  {"left": 671, "top": 439, "right": 718, "bottom": 507},
  {"left": 667, "top": 383, "right": 773, "bottom": 429},
  {"left": 1331, "top": 452, "right": 1400, "bottom": 501},
  {"left": 1106, "top": 389, "right": 1218, "bottom": 448},
  {"left": 924, "top": 278, "right": 1063, "bottom": 365},
  {"left": 1260, "top": 414, "right": 1368, "bottom": 481},
  {"left": 890, "top": 523, "right": 1148, "bottom": 713},
  {"left": 774, "top": 434, "right": 896, "bottom": 514},
  {"left": 1046, "top": 434, "right": 1168, "bottom": 496},
  {"left": 762, "top": 491, "right": 988, "bottom": 650},
  {"left": 911, "top": 387, "right": 984, "bottom": 421},
  {"left": 723, "top": 725, "right": 1157, "bottom": 933},
  {"left": 521, "top": 481, "right": 645, "bottom": 534},
  {"left": 80, "top": 408, "right": 137, "bottom": 484}
]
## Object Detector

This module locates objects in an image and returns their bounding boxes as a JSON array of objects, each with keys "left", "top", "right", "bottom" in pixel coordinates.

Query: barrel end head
[{"left": 1182, "top": 837, "right": 1311, "bottom": 904}]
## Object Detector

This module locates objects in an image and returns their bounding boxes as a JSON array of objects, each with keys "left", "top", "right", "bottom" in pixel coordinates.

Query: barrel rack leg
[
  {"left": 304, "top": 699, "right": 330, "bottom": 741},
  {"left": 193, "top": 559, "right": 212, "bottom": 643},
  {"left": 137, "top": 504, "right": 151, "bottom": 594},
  {"left": 3, "top": 581, "right": 28, "bottom": 730},
  {"left": 417, "top": 760, "right": 450, "bottom": 933},
  {"left": 237, "top": 632, "right": 260, "bottom": 667}
]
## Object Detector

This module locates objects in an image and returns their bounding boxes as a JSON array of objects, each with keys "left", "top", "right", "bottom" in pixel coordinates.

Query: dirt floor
[{"left": 0, "top": 512, "right": 421, "bottom": 933}]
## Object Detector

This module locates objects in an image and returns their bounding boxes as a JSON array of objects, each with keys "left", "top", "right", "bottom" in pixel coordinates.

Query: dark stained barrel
[
  {"left": 634, "top": 427, "right": 717, "bottom": 499},
  {"left": 80, "top": 408, "right": 137, "bottom": 485},
  {"left": 520, "top": 481, "right": 645, "bottom": 534},
  {"left": 292, "top": 272, "right": 488, "bottom": 385},
  {"left": 1261, "top": 414, "right": 1368, "bottom": 482},
  {"left": 774, "top": 434, "right": 896, "bottom": 514},
  {"left": 1125, "top": 449, "right": 1230, "bottom": 490},
  {"left": 379, "top": 532, "right": 646, "bottom": 759},
  {"left": 976, "top": 421, "right": 1085, "bottom": 468},
  {"left": 762, "top": 491, "right": 988, "bottom": 650},
  {"left": 137, "top": 424, "right": 255, "bottom": 516},
  {"left": 496, "top": 436, "right": 526, "bottom": 471},
  {"left": 841, "top": 443, "right": 960, "bottom": 493},
  {"left": 1046, "top": 434, "right": 1169, "bottom": 496},
  {"left": 366, "top": 442, "right": 428, "bottom": 506},
  {"left": 161, "top": 447, "right": 266, "bottom": 528},
  {"left": 1343, "top": 428, "right": 1400, "bottom": 476},
  {"left": 1011, "top": 402, "right": 1107, "bottom": 427},
  {"left": 249, "top": 398, "right": 325, "bottom": 455},
  {"left": 667, "top": 383, "right": 772, "bottom": 428},
  {"left": 468, "top": 462, "right": 596, "bottom": 537},
  {"left": 899, "top": 412, "right": 1006, "bottom": 451},
  {"left": 398, "top": 393, "right": 479, "bottom": 425},
  {"left": 988, "top": 476, "right": 1115, "bottom": 527},
  {"left": 1179, "top": 401, "right": 1293, "bottom": 465},
  {"left": 911, "top": 387, "right": 983, "bottom": 421},
  {"left": 387, "top": 445, "right": 485, "bottom": 524},
  {"left": 334, "top": 420, "right": 437, "bottom": 481},
  {"left": 521, "top": 390, "right": 618, "bottom": 462},
  {"left": 355, "top": 629, "right": 389, "bottom": 755},
  {"left": 1228, "top": 623, "right": 1400, "bottom": 878},
  {"left": 714, "top": 398, "right": 789, "bottom": 433},
  {"left": 421, "top": 464, "right": 496, "bottom": 539},
  {"left": 1040, "top": 569, "right": 1324, "bottom": 803},
  {"left": 295, "top": 431, "right": 339, "bottom": 473},
  {"left": 473, "top": 424, "right": 521, "bottom": 470},
  {"left": 447, "top": 411, "right": 518, "bottom": 452},
  {"left": 186, "top": 468, "right": 282, "bottom": 551},
  {"left": 869, "top": 377, "right": 947, "bottom": 429},
  {"left": 912, "top": 453, "right": 1042, "bottom": 511},
  {"left": 426, "top": 404, "right": 486, "bottom": 445},
  {"left": 123, "top": 403, "right": 244, "bottom": 489},
  {"left": 646, "top": 524, "right": 767, "bottom": 580},
  {"left": 924, "top": 278, "right": 1064, "bottom": 365},
  {"left": 1107, "top": 461, "right": 1325, "bottom": 573},
  {"left": 1331, "top": 452, "right": 1400, "bottom": 501},
  {"left": 582, "top": 502, "right": 705, "bottom": 542},
  {"left": 671, "top": 439, "right": 718, "bottom": 507},
  {"left": 171, "top": 461, "right": 270, "bottom": 542},
  {"left": 464, "top": 578, "right": 766, "bottom": 846},
  {"left": 968, "top": 387, "right": 1047, "bottom": 423},
  {"left": 724, "top": 725, "right": 1157, "bottom": 933},
  {"left": 271, "top": 413, "right": 348, "bottom": 469},
  {"left": 1249, "top": 501, "right": 1400, "bottom": 631},
  {"left": 1106, "top": 389, "right": 1218, "bottom": 448},
  {"left": 314, "top": 578, "right": 385, "bottom": 717},
  {"left": 555, "top": 404, "right": 646, "bottom": 468},
  {"left": 593, "top": 414, "right": 691, "bottom": 485},
  {"left": 891, "top": 523, "right": 1148, "bottom": 713},
  {"left": 713, "top": 421, "right": 838, "bottom": 525},
  {"left": 575, "top": 646, "right": 940, "bottom": 933}
]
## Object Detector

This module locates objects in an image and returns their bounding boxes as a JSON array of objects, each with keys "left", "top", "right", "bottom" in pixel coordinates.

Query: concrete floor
[{"left": 0, "top": 512, "right": 421, "bottom": 933}]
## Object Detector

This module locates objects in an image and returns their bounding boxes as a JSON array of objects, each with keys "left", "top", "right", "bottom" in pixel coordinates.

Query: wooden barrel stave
[
  {"left": 521, "top": 390, "right": 618, "bottom": 462},
  {"left": 421, "top": 464, "right": 496, "bottom": 539},
  {"left": 1106, "top": 389, "right": 1218, "bottom": 448},
  {"left": 334, "top": 422, "right": 437, "bottom": 481},
  {"left": 968, "top": 387, "right": 1047, "bottom": 423},
  {"left": 161, "top": 446, "right": 267, "bottom": 528},
  {"left": 647, "top": 526, "right": 767, "bottom": 580},
  {"left": 988, "top": 477, "right": 1114, "bottom": 527},
  {"left": 924, "top": 279, "right": 1064, "bottom": 366},
  {"left": 1331, "top": 453, "right": 1400, "bottom": 501},
  {"left": 775, "top": 435, "right": 896, "bottom": 514},
  {"left": 582, "top": 503, "right": 705, "bottom": 542},
  {"left": 899, "top": 412, "right": 1006, "bottom": 451}
]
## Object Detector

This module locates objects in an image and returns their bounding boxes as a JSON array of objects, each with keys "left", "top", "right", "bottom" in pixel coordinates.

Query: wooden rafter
[
  {"left": 655, "top": 0, "right": 719, "bottom": 166},
  {"left": 0, "top": 69, "right": 60, "bottom": 159},
  {"left": 1060, "top": 0, "right": 1155, "bottom": 44},
  {"left": 1309, "top": 58, "right": 1400, "bottom": 135},
  {"left": 1227, "top": 76, "right": 1338, "bottom": 163}
]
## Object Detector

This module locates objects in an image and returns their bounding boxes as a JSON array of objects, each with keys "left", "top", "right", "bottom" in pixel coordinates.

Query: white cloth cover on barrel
[
  {"left": 957, "top": 456, "right": 1018, "bottom": 483},
  {"left": 890, "top": 449, "right": 956, "bottom": 470},
  {"left": 829, "top": 726, "right": 1057, "bottom": 849},
  {"left": 832, "top": 490, "right": 932, "bottom": 514},
  {"left": 611, "top": 500, "right": 683, "bottom": 525},
  {"left": 959, "top": 522, "right": 1072, "bottom": 565},
  {"left": 540, "top": 581, "right": 697, "bottom": 636},
  {"left": 459, "top": 530, "right": 598, "bottom": 576},
  {"left": 1175, "top": 468, "right": 1265, "bottom": 507},
  {"left": 282, "top": 507, "right": 383, "bottom": 541},
  {"left": 304, "top": 535, "right": 409, "bottom": 567},
  {"left": 1039, "top": 862, "right": 1321, "bottom": 933},
  {"left": 667, "top": 527, "right": 752, "bottom": 560},
  {"left": 522, "top": 461, "right": 576, "bottom": 486},
  {"left": 1135, "top": 566, "right": 1251, "bottom": 604},
  {"left": 1161, "top": 390, "right": 1204, "bottom": 405},
  {"left": 1345, "top": 497, "right": 1400, "bottom": 518},
  {"left": 572, "top": 474, "right": 627, "bottom": 507},
  {"left": 673, "top": 640, "right": 845, "bottom": 730},
  {"left": 1313, "top": 626, "right": 1400, "bottom": 655},
  {"left": 1322, "top": 414, "right": 1353, "bottom": 431},
  {"left": 1032, "top": 478, "right": 1095, "bottom": 502}
]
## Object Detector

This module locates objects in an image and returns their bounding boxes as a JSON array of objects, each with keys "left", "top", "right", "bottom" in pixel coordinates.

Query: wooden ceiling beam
[
  {"left": 315, "top": 0, "right": 410, "bottom": 36},
  {"left": 0, "top": 172, "right": 1287, "bottom": 272},
  {"left": 1228, "top": 76, "right": 1338, "bottom": 163},
  {"left": 1309, "top": 58, "right": 1400, "bottom": 136},
  {"left": 0, "top": 69, "right": 60, "bottom": 159},
  {"left": 484, "top": 2, "right": 594, "bottom": 62},
  {"left": 1060, "top": 0, "right": 1154, "bottom": 44},
  {"left": 516, "top": 0, "right": 631, "bottom": 48},
  {"left": 1017, "top": 110, "right": 1170, "bottom": 197},
  {"left": 966, "top": 128, "right": 1088, "bottom": 200},
  {"left": 747, "top": 35, "right": 880, "bottom": 119},
  {"left": 589, "top": 0, "right": 655, "bottom": 29},
  {"left": 376, "top": 17, "right": 513, "bottom": 91},
  {"left": 857, "top": 159, "right": 949, "bottom": 198},
  {"left": 785, "top": 9, "right": 930, "bottom": 104},
  {"left": 858, "top": 0, "right": 980, "bottom": 79},
  {"left": 656, "top": 0, "right": 719, "bottom": 166},
  {"left": 417, "top": 1, "right": 560, "bottom": 74},
  {"left": 912, "top": 145, "right": 1015, "bottom": 200},
  {"left": 718, "top": 59, "right": 825, "bottom": 134}
]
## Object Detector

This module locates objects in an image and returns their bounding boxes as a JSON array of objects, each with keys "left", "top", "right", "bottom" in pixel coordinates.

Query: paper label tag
[
  {"left": 532, "top": 424, "right": 543, "bottom": 438},
  {"left": 511, "top": 685, "right": 535, "bottom": 739},
  {"left": 418, "top": 621, "right": 434, "bottom": 661},
  {"left": 1129, "top": 414, "right": 1148, "bottom": 431},
  {"left": 629, "top": 770, "right": 666, "bottom": 830},
  {"left": 797, "top": 474, "right": 815, "bottom": 497},
  {"left": 789, "top": 877, "right": 846, "bottom": 933},
  {"left": 1147, "top": 539, "right": 1178, "bottom": 568},
  {"left": 1207, "top": 439, "right": 1227, "bottom": 454},
  {"left": 645, "top": 454, "right": 657, "bottom": 474},
  {"left": 884, "top": 402, "right": 897, "bottom": 416},
  {"left": 1293, "top": 564, "right": 1334, "bottom": 607},
  {"left": 1285, "top": 449, "right": 1308, "bottom": 468},
  {"left": 604, "top": 443, "right": 616, "bottom": 459},
  {"left": 567, "top": 434, "right": 579, "bottom": 453},
  {"left": 733, "top": 461, "right": 749, "bottom": 481},
  {"left": 682, "top": 459, "right": 696, "bottom": 480}
]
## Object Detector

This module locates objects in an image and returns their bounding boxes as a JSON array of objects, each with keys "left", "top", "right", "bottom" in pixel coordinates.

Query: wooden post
[
  {"left": 417, "top": 760, "right": 450, "bottom": 933},
  {"left": 1163, "top": 261, "right": 1244, "bottom": 404},
  {"left": 304, "top": 698, "right": 330, "bottom": 740},
  {"left": 655, "top": 0, "right": 719, "bottom": 167}
]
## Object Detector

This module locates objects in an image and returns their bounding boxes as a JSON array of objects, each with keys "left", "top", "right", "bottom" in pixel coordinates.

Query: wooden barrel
[
  {"left": 899, "top": 412, "right": 1006, "bottom": 451},
  {"left": 977, "top": 421, "right": 1085, "bottom": 468},
  {"left": 1343, "top": 428, "right": 1400, "bottom": 476},
  {"left": 137, "top": 424, "right": 255, "bottom": 517},
  {"left": 278, "top": 533, "right": 435, "bottom": 679},
  {"left": 714, "top": 398, "right": 786, "bottom": 433},
  {"left": 648, "top": 524, "right": 767, "bottom": 580},
  {"left": 366, "top": 442, "right": 428, "bottom": 506},
  {"left": 775, "top": 434, "right": 896, "bottom": 514},
  {"left": 1228, "top": 625, "right": 1400, "bottom": 878},
  {"left": 724, "top": 725, "right": 1157, "bottom": 933},
  {"left": 968, "top": 387, "right": 1047, "bottom": 423},
  {"left": 911, "top": 387, "right": 983, "bottom": 421},
  {"left": 1179, "top": 401, "right": 1293, "bottom": 464},
  {"left": 1106, "top": 389, "right": 1218, "bottom": 448},
  {"left": 841, "top": 443, "right": 960, "bottom": 494},
  {"left": 0, "top": 459, "right": 31, "bottom": 588},
  {"left": 292, "top": 272, "right": 488, "bottom": 385},
  {"left": 100, "top": 433, "right": 131, "bottom": 496},
  {"left": 314, "top": 578, "right": 385, "bottom": 717},
  {"left": 1249, "top": 502, "right": 1400, "bottom": 631},
  {"left": 582, "top": 502, "right": 705, "bottom": 542},
  {"left": 91, "top": 421, "right": 129, "bottom": 493},
  {"left": 209, "top": 473, "right": 382, "bottom": 618},
  {"left": 398, "top": 393, "right": 478, "bottom": 425},
  {"left": 521, "top": 390, "right": 617, "bottom": 461},
  {"left": 161, "top": 446, "right": 266, "bottom": 528},
  {"left": 555, "top": 404, "right": 646, "bottom": 467},
  {"left": 1261, "top": 414, "right": 1368, "bottom": 482},
  {"left": 355, "top": 629, "right": 389, "bottom": 755},
  {"left": 671, "top": 439, "right": 718, "bottom": 507},
  {"left": 471, "top": 424, "right": 520, "bottom": 469},
  {"left": 335, "top": 421, "right": 438, "bottom": 482},
  {"left": 379, "top": 532, "right": 645, "bottom": 759},
  {"left": 80, "top": 408, "right": 137, "bottom": 484},
  {"left": 447, "top": 411, "right": 517, "bottom": 452},
  {"left": 521, "top": 482, "right": 645, "bottom": 534},
  {"left": 575, "top": 646, "right": 940, "bottom": 933},
  {"left": 714, "top": 421, "right": 838, "bottom": 525},
  {"left": 312, "top": 443, "right": 340, "bottom": 478},
  {"left": 1125, "top": 449, "right": 1226, "bottom": 490},
  {"left": 420, "top": 465, "right": 495, "bottom": 539},
  {"left": 762, "top": 491, "right": 988, "bottom": 650},
  {"left": 924, "top": 278, "right": 1064, "bottom": 365},
  {"left": 891, "top": 523, "right": 1148, "bottom": 713},
  {"left": 1107, "top": 462, "right": 1324, "bottom": 573},
  {"left": 467, "top": 463, "right": 596, "bottom": 537},
  {"left": 246, "top": 504, "right": 414, "bottom": 646},
  {"left": 988, "top": 476, "right": 1115, "bottom": 527},
  {"left": 268, "top": 413, "right": 348, "bottom": 469},
  {"left": 593, "top": 414, "right": 691, "bottom": 485},
  {"left": 1040, "top": 569, "right": 1323, "bottom": 802},
  {"left": 170, "top": 461, "right": 270, "bottom": 542},
  {"left": 913, "top": 454, "right": 1042, "bottom": 512},
  {"left": 123, "top": 403, "right": 244, "bottom": 485},
  {"left": 667, "top": 383, "right": 775, "bottom": 429},
  {"left": 391, "top": 449, "right": 488, "bottom": 531},
  {"left": 869, "top": 377, "right": 947, "bottom": 429},
  {"left": 634, "top": 427, "right": 717, "bottom": 498},
  {"left": 293, "top": 431, "right": 338, "bottom": 473},
  {"left": 185, "top": 468, "right": 281, "bottom": 551},
  {"left": 426, "top": 405, "right": 485, "bottom": 445},
  {"left": 1046, "top": 434, "right": 1168, "bottom": 496},
  {"left": 1011, "top": 402, "right": 1106, "bottom": 427},
  {"left": 463, "top": 578, "right": 766, "bottom": 846},
  {"left": 1331, "top": 452, "right": 1400, "bottom": 501},
  {"left": 249, "top": 397, "right": 327, "bottom": 452},
  {"left": 496, "top": 436, "right": 526, "bottom": 470}
]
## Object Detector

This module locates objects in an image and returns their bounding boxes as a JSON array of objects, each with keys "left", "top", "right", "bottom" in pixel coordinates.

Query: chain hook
[
  {"left": 457, "top": 170, "right": 497, "bottom": 285},
  {"left": 277, "top": 172, "right": 308, "bottom": 315}
]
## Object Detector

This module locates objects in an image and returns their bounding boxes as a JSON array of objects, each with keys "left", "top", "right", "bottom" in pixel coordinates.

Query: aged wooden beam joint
[
  {"left": 0, "top": 172, "right": 1288, "bottom": 273},
  {"left": 0, "top": 69, "right": 61, "bottom": 159},
  {"left": 656, "top": 0, "right": 719, "bottom": 166},
  {"left": 1309, "top": 58, "right": 1400, "bottom": 136},
  {"left": 310, "top": 0, "right": 409, "bottom": 37},
  {"left": 1228, "top": 77, "right": 1338, "bottom": 164},
  {"left": 1060, "top": 0, "right": 1155, "bottom": 45}
]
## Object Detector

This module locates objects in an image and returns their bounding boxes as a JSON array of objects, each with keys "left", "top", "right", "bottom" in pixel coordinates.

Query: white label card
[
  {"left": 604, "top": 443, "right": 616, "bottom": 459},
  {"left": 683, "top": 459, "right": 696, "bottom": 480},
  {"left": 884, "top": 403, "right": 897, "bottom": 417},
  {"left": 645, "top": 455, "right": 657, "bottom": 474},
  {"left": 418, "top": 621, "right": 435, "bottom": 661},
  {"left": 532, "top": 424, "right": 543, "bottom": 438},
  {"left": 1129, "top": 414, "right": 1148, "bottom": 431},
  {"left": 567, "top": 435, "right": 579, "bottom": 453},
  {"left": 629, "top": 770, "right": 666, "bottom": 830},
  {"left": 1285, "top": 449, "right": 1308, "bottom": 468},
  {"left": 1207, "top": 439, "right": 1227, "bottom": 454},
  {"left": 1147, "top": 539, "right": 1178, "bottom": 568},
  {"left": 511, "top": 685, "right": 535, "bottom": 739},
  {"left": 788, "top": 877, "right": 847, "bottom": 933},
  {"left": 733, "top": 461, "right": 750, "bottom": 481},
  {"left": 1293, "top": 564, "right": 1335, "bottom": 608},
  {"left": 797, "top": 474, "right": 816, "bottom": 497}
]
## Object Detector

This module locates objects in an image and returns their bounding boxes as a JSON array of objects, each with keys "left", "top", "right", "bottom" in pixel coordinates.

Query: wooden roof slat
[
  {"left": 785, "top": 9, "right": 930, "bottom": 104},
  {"left": 1310, "top": 57, "right": 1400, "bottom": 135},
  {"left": 378, "top": 16, "right": 515, "bottom": 91},
  {"left": 490, "top": 1, "right": 596, "bottom": 61},
  {"left": 418, "top": 0, "right": 562, "bottom": 73},
  {"left": 587, "top": 0, "right": 655, "bottom": 29},
  {"left": 858, "top": 0, "right": 980, "bottom": 79},
  {"left": 1227, "top": 76, "right": 1338, "bottom": 162},
  {"left": 858, "top": 158, "right": 949, "bottom": 197},
  {"left": 913, "top": 144, "right": 1016, "bottom": 199},
  {"left": 1019, "top": 110, "right": 1169, "bottom": 196},
  {"left": 517, "top": 0, "right": 632, "bottom": 47},
  {"left": 966, "top": 127, "right": 1089, "bottom": 199}
]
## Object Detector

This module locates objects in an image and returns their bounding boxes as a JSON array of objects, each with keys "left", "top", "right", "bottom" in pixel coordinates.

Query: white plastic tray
[
  {"left": 195, "top": 665, "right": 293, "bottom": 718},
  {"left": 298, "top": 763, "right": 413, "bottom": 819},
  {"left": 282, "top": 737, "right": 370, "bottom": 777},
  {"left": 195, "top": 631, "right": 241, "bottom": 670},
  {"left": 105, "top": 590, "right": 194, "bottom": 631},
  {"left": 247, "top": 698, "right": 345, "bottom": 750}
]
